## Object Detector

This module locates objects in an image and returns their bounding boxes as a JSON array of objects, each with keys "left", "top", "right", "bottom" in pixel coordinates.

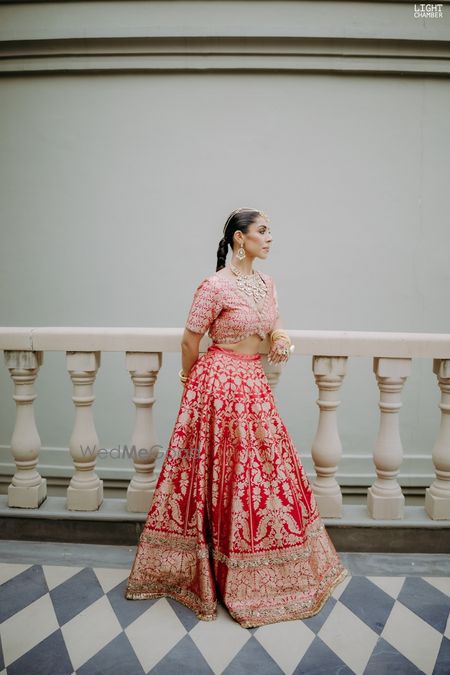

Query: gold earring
[{"left": 237, "top": 242, "right": 246, "bottom": 260}]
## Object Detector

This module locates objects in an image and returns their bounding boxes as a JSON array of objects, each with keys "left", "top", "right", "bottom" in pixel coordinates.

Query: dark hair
[{"left": 216, "top": 208, "right": 266, "bottom": 272}]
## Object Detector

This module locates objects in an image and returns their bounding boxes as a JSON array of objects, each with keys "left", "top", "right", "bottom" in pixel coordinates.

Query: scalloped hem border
[
  {"left": 124, "top": 566, "right": 350, "bottom": 629},
  {"left": 229, "top": 566, "right": 350, "bottom": 629}
]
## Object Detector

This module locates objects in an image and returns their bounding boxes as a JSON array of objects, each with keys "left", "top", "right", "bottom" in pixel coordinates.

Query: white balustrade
[
  {"left": 66, "top": 351, "right": 103, "bottom": 510},
  {"left": 368, "top": 357, "right": 411, "bottom": 519},
  {"left": 0, "top": 328, "right": 449, "bottom": 522},
  {"left": 262, "top": 356, "right": 282, "bottom": 390},
  {"left": 4, "top": 350, "right": 47, "bottom": 508},
  {"left": 425, "top": 359, "right": 450, "bottom": 519},
  {"left": 310, "top": 356, "right": 347, "bottom": 517},
  {"left": 126, "top": 352, "right": 162, "bottom": 512}
]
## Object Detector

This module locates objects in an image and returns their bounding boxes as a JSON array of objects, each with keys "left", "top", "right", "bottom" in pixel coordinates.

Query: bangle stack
[
  {"left": 179, "top": 368, "right": 189, "bottom": 385},
  {"left": 269, "top": 329, "right": 295, "bottom": 356}
]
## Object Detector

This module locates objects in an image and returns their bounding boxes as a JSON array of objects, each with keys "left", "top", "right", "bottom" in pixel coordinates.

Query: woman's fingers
[{"left": 268, "top": 347, "right": 289, "bottom": 365}]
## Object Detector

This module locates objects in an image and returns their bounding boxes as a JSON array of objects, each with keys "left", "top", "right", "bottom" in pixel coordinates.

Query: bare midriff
[{"left": 214, "top": 333, "right": 263, "bottom": 355}]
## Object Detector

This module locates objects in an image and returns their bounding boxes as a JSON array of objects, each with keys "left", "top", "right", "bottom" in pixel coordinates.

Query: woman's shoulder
[
  {"left": 199, "top": 272, "right": 222, "bottom": 285},
  {"left": 204, "top": 271, "right": 233, "bottom": 287}
]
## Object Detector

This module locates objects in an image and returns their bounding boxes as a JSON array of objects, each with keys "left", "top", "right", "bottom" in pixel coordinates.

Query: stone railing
[{"left": 0, "top": 327, "right": 449, "bottom": 520}]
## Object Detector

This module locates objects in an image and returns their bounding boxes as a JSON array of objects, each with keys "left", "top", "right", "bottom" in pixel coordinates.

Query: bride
[{"left": 125, "top": 207, "right": 348, "bottom": 628}]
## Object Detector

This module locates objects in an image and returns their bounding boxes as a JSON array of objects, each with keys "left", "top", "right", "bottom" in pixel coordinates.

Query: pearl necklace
[{"left": 229, "top": 262, "right": 267, "bottom": 304}]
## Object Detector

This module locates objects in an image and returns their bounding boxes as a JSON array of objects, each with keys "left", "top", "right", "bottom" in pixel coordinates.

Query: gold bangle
[
  {"left": 270, "top": 330, "right": 291, "bottom": 345},
  {"left": 270, "top": 329, "right": 288, "bottom": 340}
]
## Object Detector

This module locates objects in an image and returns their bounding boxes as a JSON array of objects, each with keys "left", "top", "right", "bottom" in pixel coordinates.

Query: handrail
[{"left": 1, "top": 327, "right": 450, "bottom": 357}]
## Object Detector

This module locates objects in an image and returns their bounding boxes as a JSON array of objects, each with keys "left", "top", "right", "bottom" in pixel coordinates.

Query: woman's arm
[
  {"left": 272, "top": 314, "right": 284, "bottom": 333},
  {"left": 181, "top": 276, "right": 222, "bottom": 381},
  {"left": 181, "top": 328, "right": 203, "bottom": 376},
  {"left": 268, "top": 315, "right": 290, "bottom": 364},
  {"left": 268, "top": 278, "right": 291, "bottom": 364}
]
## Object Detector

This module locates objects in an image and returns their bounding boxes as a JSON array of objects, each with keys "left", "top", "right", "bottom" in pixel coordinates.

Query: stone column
[
  {"left": 66, "top": 351, "right": 103, "bottom": 510},
  {"left": 368, "top": 357, "right": 411, "bottom": 519},
  {"left": 4, "top": 350, "right": 47, "bottom": 508},
  {"left": 311, "top": 355, "right": 347, "bottom": 517},
  {"left": 261, "top": 356, "right": 282, "bottom": 391},
  {"left": 425, "top": 358, "right": 450, "bottom": 519},
  {"left": 126, "top": 352, "right": 162, "bottom": 512}
]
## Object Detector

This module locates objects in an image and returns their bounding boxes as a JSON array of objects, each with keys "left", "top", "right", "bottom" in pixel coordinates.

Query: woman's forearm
[
  {"left": 271, "top": 315, "right": 284, "bottom": 333},
  {"left": 181, "top": 341, "right": 199, "bottom": 375}
]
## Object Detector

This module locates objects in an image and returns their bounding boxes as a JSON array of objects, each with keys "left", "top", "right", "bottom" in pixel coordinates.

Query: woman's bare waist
[{"left": 213, "top": 334, "right": 263, "bottom": 355}]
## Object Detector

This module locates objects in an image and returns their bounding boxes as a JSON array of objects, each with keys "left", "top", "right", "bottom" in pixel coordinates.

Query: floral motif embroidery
[
  {"left": 185, "top": 271, "right": 279, "bottom": 343},
  {"left": 125, "top": 346, "right": 349, "bottom": 627}
]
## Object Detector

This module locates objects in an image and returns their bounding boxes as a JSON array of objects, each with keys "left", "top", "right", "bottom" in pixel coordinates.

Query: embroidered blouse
[{"left": 185, "top": 271, "right": 279, "bottom": 344}]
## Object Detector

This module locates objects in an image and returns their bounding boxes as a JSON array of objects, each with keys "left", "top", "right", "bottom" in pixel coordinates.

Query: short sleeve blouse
[
  {"left": 185, "top": 277, "right": 223, "bottom": 335},
  {"left": 184, "top": 271, "right": 279, "bottom": 343}
]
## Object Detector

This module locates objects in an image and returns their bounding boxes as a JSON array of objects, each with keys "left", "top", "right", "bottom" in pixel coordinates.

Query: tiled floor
[{"left": 0, "top": 542, "right": 449, "bottom": 674}]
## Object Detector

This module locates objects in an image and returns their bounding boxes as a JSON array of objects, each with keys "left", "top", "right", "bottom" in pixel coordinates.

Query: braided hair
[{"left": 216, "top": 208, "right": 267, "bottom": 272}]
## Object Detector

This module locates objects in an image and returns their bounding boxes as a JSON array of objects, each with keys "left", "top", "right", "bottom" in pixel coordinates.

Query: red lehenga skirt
[{"left": 125, "top": 344, "right": 348, "bottom": 628}]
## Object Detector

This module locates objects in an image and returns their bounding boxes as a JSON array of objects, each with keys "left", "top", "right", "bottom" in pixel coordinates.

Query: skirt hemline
[
  {"left": 124, "top": 564, "right": 350, "bottom": 629},
  {"left": 230, "top": 566, "right": 349, "bottom": 629}
]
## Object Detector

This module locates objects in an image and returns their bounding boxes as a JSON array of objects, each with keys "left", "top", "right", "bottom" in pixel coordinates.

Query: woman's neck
[{"left": 230, "top": 257, "right": 254, "bottom": 275}]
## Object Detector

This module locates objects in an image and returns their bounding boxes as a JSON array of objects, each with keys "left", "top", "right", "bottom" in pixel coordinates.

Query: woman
[{"left": 125, "top": 207, "right": 348, "bottom": 628}]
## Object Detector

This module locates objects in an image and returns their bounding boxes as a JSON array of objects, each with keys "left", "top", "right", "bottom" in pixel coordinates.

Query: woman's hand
[{"left": 267, "top": 336, "right": 291, "bottom": 365}]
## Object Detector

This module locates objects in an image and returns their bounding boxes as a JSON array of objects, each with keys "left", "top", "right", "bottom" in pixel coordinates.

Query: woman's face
[{"left": 234, "top": 216, "right": 272, "bottom": 259}]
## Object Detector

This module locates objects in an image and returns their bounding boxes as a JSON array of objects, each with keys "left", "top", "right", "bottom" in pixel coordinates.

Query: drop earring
[{"left": 237, "top": 242, "right": 246, "bottom": 261}]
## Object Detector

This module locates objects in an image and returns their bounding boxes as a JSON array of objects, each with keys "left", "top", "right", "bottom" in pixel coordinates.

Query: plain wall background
[{"left": 1, "top": 1, "right": 449, "bottom": 488}]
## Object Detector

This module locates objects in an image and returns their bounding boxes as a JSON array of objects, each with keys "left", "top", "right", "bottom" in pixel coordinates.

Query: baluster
[
  {"left": 66, "top": 351, "right": 103, "bottom": 510},
  {"left": 425, "top": 359, "right": 450, "bottom": 519},
  {"left": 4, "top": 350, "right": 47, "bottom": 508},
  {"left": 261, "top": 340, "right": 282, "bottom": 390},
  {"left": 310, "top": 355, "right": 347, "bottom": 517},
  {"left": 126, "top": 352, "right": 162, "bottom": 512},
  {"left": 368, "top": 357, "right": 411, "bottom": 519},
  {"left": 262, "top": 357, "right": 282, "bottom": 391}
]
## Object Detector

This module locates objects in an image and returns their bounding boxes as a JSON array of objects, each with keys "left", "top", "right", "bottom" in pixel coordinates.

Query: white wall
[{"left": 0, "top": 1, "right": 449, "bottom": 488}]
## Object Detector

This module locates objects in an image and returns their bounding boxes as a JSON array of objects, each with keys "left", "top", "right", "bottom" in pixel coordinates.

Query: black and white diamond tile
[{"left": 1, "top": 562, "right": 449, "bottom": 674}]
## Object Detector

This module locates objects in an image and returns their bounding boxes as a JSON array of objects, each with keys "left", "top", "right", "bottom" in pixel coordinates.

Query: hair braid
[{"left": 216, "top": 237, "right": 229, "bottom": 272}]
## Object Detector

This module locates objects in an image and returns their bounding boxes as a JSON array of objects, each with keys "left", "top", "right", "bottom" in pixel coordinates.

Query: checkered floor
[{"left": 1, "top": 552, "right": 449, "bottom": 674}]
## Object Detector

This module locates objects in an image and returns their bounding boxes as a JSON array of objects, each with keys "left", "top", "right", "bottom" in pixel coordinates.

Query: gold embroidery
[
  {"left": 125, "top": 522, "right": 349, "bottom": 627},
  {"left": 185, "top": 272, "right": 278, "bottom": 344},
  {"left": 230, "top": 567, "right": 349, "bottom": 628},
  {"left": 125, "top": 347, "right": 348, "bottom": 628},
  {"left": 210, "top": 517, "right": 326, "bottom": 568}
]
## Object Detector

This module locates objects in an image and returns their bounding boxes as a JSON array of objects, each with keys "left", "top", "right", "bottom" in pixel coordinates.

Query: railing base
[
  {"left": 8, "top": 479, "right": 47, "bottom": 508},
  {"left": 0, "top": 496, "right": 449, "bottom": 552},
  {"left": 126, "top": 485, "right": 155, "bottom": 513},
  {"left": 425, "top": 488, "right": 450, "bottom": 519},
  {"left": 367, "top": 487, "right": 405, "bottom": 519},
  {"left": 67, "top": 482, "right": 104, "bottom": 511}
]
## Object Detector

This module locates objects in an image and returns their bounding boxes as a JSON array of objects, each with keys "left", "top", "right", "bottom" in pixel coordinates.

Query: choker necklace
[{"left": 229, "top": 262, "right": 267, "bottom": 303}]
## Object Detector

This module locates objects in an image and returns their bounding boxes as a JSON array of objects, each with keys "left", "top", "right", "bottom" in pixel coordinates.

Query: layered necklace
[{"left": 229, "top": 262, "right": 267, "bottom": 304}]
